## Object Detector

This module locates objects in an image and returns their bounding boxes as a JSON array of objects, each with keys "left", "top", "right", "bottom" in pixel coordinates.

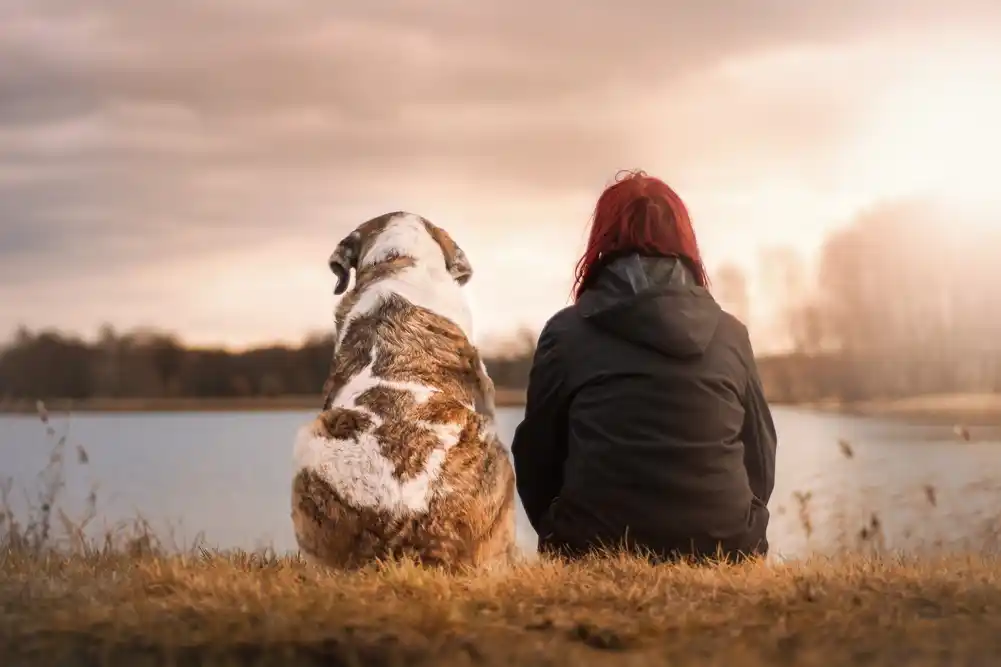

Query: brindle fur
[
  {"left": 324, "top": 294, "right": 494, "bottom": 418},
  {"left": 294, "top": 214, "right": 514, "bottom": 571},
  {"left": 291, "top": 417, "right": 515, "bottom": 571},
  {"left": 321, "top": 258, "right": 417, "bottom": 404}
]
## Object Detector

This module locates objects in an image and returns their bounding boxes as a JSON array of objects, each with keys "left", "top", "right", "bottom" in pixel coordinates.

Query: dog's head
[{"left": 328, "top": 212, "right": 472, "bottom": 295}]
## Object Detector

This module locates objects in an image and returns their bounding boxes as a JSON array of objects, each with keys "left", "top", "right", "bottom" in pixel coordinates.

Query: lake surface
[{"left": 1, "top": 407, "right": 1000, "bottom": 559}]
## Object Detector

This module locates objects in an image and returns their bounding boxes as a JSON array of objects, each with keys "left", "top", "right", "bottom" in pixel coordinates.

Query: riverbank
[
  {"left": 3, "top": 548, "right": 1000, "bottom": 666},
  {"left": 799, "top": 393, "right": 1001, "bottom": 426},
  {"left": 2, "top": 391, "right": 1000, "bottom": 426}
]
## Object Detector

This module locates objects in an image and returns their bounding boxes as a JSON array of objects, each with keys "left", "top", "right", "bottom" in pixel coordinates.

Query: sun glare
[{"left": 844, "top": 57, "right": 1001, "bottom": 222}]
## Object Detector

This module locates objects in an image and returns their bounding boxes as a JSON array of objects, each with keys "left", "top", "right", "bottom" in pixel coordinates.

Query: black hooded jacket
[{"left": 510, "top": 253, "right": 777, "bottom": 561}]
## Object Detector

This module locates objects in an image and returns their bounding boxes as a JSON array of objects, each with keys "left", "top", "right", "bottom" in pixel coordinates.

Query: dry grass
[
  {"left": 5, "top": 546, "right": 1001, "bottom": 666},
  {"left": 3, "top": 402, "right": 1001, "bottom": 665}
]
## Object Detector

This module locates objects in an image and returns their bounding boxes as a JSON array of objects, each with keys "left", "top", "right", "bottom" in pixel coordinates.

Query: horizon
[{"left": 3, "top": 2, "right": 1001, "bottom": 355}]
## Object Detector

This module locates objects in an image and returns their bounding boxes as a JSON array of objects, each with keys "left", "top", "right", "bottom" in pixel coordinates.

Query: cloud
[{"left": 1, "top": 0, "right": 1000, "bottom": 342}]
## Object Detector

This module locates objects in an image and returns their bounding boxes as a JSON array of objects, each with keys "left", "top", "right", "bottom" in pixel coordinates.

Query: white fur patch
[
  {"left": 293, "top": 346, "right": 465, "bottom": 515},
  {"left": 336, "top": 213, "right": 474, "bottom": 347}
]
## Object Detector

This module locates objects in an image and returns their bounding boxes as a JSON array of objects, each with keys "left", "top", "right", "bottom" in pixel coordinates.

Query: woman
[{"left": 511, "top": 170, "right": 777, "bottom": 562}]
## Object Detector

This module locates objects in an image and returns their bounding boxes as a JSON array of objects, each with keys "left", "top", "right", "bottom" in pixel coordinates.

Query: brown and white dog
[{"left": 291, "top": 212, "right": 517, "bottom": 571}]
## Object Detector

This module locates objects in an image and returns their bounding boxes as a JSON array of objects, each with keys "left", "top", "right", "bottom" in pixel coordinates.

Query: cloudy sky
[{"left": 2, "top": 1, "right": 1000, "bottom": 352}]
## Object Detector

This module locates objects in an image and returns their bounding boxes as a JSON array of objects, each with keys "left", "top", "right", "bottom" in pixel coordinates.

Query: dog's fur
[{"left": 291, "top": 212, "right": 516, "bottom": 571}]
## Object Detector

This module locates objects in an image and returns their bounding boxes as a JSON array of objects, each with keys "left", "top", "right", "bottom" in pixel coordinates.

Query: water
[{"left": 1, "top": 407, "right": 999, "bottom": 559}]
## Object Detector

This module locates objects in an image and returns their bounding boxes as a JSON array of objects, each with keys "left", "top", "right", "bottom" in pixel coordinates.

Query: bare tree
[
  {"left": 809, "top": 198, "right": 1001, "bottom": 400},
  {"left": 757, "top": 246, "right": 810, "bottom": 353},
  {"left": 712, "top": 263, "right": 751, "bottom": 328}
]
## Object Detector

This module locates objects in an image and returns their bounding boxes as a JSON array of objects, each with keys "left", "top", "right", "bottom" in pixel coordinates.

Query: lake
[{"left": 1, "top": 406, "right": 999, "bottom": 559}]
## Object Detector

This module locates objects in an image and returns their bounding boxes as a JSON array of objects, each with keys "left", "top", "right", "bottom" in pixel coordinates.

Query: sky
[{"left": 2, "top": 1, "right": 1001, "bottom": 353}]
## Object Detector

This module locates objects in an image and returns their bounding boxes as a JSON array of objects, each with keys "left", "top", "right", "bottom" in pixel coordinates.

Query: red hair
[{"left": 572, "top": 169, "right": 709, "bottom": 301}]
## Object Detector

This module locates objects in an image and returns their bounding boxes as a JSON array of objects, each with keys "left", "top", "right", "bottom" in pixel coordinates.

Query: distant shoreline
[
  {"left": 0, "top": 388, "right": 528, "bottom": 415},
  {"left": 1, "top": 391, "right": 999, "bottom": 425},
  {"left": 790, "top": 393, "right": 1001, "bottom": 426}
]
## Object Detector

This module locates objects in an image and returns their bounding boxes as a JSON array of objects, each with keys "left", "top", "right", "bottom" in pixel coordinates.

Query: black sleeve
[
  {"left": 740, "top": 350, "right": 778, "bottom": 506},
  {"left": 510, "top": 321, "right": 569, "bottom": 533}
]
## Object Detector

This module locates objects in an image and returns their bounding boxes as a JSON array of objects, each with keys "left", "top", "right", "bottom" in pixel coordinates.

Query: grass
[
  {"left": 3, "top": 403, "right": 1001, "bottom": 665},
  {"left": 6, "top": 547, "right": 1001, "bottom": 665}
]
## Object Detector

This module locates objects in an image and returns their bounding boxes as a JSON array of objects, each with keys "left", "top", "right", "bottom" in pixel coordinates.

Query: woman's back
[{"left": 510, "top": 170, "right": 777, "bottom": 562}]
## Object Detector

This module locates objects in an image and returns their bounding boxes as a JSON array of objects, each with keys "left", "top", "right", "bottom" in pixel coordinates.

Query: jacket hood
[{"left": 576, "top": 253, "right": 721, "bottom": 358}]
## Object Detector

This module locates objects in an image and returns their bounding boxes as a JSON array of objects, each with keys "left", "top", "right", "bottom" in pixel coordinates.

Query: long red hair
[{"left": 572, "top": 169, "right": 709, "bottom": 301}]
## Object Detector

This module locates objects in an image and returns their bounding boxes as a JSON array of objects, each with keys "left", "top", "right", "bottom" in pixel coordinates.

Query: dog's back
[{"left": 292, "top": 213, "right": 516, "bottom": 570}]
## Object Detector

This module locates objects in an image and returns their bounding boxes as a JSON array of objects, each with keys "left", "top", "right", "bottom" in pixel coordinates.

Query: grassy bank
[
  {"left": 816, "top": 393, "right": 1001, "bottom": 426},
  {"left": 3, "top": 546, "right": 1001, "bottom": 666}
]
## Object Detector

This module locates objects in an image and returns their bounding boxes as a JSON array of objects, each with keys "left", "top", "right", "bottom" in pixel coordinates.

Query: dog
[{"left": 291, "top": 211, "right": 517, "bottom": 571}]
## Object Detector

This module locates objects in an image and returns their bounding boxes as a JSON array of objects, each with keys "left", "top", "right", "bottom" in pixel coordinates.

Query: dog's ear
[
  {"left": 329, "top": 231, "right": 362, "bottom": 295},
  {"left": 447, "top": 245, "right": 472, "bottom": 286},
  {"left": 423, "top": 221, "right": 473, "bottom": 286}
]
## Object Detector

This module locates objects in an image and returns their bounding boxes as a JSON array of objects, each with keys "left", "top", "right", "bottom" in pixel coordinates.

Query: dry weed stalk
[{"left": 0, "top": 401, "right": 183, "bottom": 561}]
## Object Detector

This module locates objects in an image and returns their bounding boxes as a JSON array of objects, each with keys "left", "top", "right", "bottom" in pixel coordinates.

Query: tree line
[{"left": 0, "top": 326, "right": 535, "bottom": 403}]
